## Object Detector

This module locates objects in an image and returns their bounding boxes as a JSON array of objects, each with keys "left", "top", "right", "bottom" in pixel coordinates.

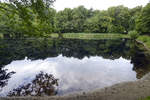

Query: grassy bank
[
  {"left": 46, "top": 33, "right": 129, "bottom": 40},
  {"left": 137, "top": 35, "right": 150, "bottom": 50},
  {"left": 142, "top": 97, "right": 150, "bottom": 100},
  {"left": 0, "top": 34, "right": 3, "bottom": 38}
]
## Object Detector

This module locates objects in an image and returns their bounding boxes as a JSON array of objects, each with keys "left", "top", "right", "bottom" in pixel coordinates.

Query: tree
[
  {"left": 0, "top": 1, "right": 147, "bottom": 36},
  {"left": 0, "top": 0, "right": 55, "bottom": 37},
  {"left": 55, "top": 8, "right": 74, "bottom": 33},
  {"left": 107, "top": 6, "right": 131, "bottom": 33},
  {"left": 136, "top": 3, "right": 150, "bottom": 34},
  {"left": 71, "top": 6, "right": 92, "bottom": 33},
  {"left": 55, "top": 6, "right": 94, "bottom": 33},
  {"left": 129, "top": 6, "right": 142, "bottom": 31},
  {"left": 84, "top": 11, "right": 112, "bottom": 33}
]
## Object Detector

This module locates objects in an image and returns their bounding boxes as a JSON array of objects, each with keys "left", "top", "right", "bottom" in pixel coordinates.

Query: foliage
[
  {"left": 84, "top": 12, "right": 112, "bottom": 33},
  {"left": 54, "top": 6, "right": 93, "bottom": 33},
  {"left": 107, "top": 6, "right": 131, "bottom": 33},
  {"left": 54, "top": 8, "right": 74, "bottom": 33},
  {"left": 0, "top": 0, "right": 56, "bottom": 37},
  {"left": 128, "top": 30, "right": 139, "bottom": 39},
  {"left": 0, "top": 1, "right": 150, "bottom": 37},
  {"left": 136, "top": 3, "right": 150, "bottom": 34},
  {"left": 137, "top": 35, "right": 150, "bottom": 49},
  {"left": 129, "top": 6, "right": 142, "bottom": 31},
  {"left": 54, "top": 5, "right": 132, "bottom": 34}
]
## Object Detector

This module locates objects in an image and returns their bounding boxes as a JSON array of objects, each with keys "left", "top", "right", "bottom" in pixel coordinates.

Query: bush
[{"left": 128, "top": 30, "right": 139, "bottom": 40}]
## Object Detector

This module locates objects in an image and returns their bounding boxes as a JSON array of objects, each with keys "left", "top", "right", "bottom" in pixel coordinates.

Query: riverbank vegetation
[
  {"left": 46, "top": 33, "right": 129, "bottom": 39},
  {"left": 142, "top": 97, "right": 150, "bottom": 100},
  {"left": 0, "top": 0, "right": 150, "bottom": 39},
  {"left": 137, "top": 36, "right": 150, "bottom": 50}
]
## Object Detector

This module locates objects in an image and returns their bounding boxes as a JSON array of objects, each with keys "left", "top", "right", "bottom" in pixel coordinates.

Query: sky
[{"left": 53, "top": 0, "right": 149, "bottom": 11}]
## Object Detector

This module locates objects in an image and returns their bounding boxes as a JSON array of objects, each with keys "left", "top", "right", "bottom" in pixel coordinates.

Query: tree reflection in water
[
  {"left": 8, "top": 71, "right": 59, "bottom": 96},
  {"left": 0, "top": 68, "right": 15, "bottom": 91},
  {"left": 130, "top": 42, "right": 150, "bottom": 79},
  {"left": 0, "top": 39, "right": 150, "bottom": 96}
]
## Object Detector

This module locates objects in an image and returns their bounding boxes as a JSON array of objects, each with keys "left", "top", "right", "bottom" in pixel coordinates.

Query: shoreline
[
  {"left": 1, "top": 73, "right": 150, "bottom": 100},
  {"left": 136, "top": 40, "right": 150, "bottom": 52}
]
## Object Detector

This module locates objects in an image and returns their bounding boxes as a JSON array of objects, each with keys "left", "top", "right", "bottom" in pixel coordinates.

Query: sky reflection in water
[{"left": 1, "top": 55, "right": 136, "bottom": 96}]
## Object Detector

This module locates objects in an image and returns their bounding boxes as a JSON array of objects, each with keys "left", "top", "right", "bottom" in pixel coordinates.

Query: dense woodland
[{"left": 0, "top": 0, "right": 150, "bottom": 38}]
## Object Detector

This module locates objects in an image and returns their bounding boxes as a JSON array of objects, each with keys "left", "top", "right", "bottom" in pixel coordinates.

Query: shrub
[{"left": 128, "top": 30, "right": 139, "bottom": 40}]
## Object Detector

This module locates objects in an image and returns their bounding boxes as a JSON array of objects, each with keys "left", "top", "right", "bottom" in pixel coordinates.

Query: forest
[{"left": 0, "top": 0, "right": 150, "bottom": 38}]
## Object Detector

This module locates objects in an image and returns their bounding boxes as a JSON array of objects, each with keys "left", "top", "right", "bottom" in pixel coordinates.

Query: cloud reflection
[{"left": 0, "top": 55, "right": 136, "bottom": 96}]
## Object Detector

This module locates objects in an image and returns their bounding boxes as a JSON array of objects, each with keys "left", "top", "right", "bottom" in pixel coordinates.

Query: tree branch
[{"left": 0, "top": 5, "right": 17, "bottom": 14}]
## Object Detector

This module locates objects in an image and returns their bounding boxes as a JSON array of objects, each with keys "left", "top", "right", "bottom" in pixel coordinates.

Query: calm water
[{"left": 0, "top": 38, "right": 150, "bottom": 96}]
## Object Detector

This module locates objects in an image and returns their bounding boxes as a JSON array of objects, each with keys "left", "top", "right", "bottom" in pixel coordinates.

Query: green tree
[
  {"left": 55, "top": 8, "right": 74, "bottom": 33},
  {"left": 84, "top": 11, "right": 112, "bottom": 33},
  {"left": 129, "top": 6, "right": 142, "bottom": 31},
  {"left": 72, "top": 6, "right": 92, "bottom": 33},
  {"left": 108, "top": 6, "right": 131, "bottom": 33},
  {"left": 55, "top": 6, "right": 93, "bottom": 33},
  {"left": 0, "top": 0, "right": 55, "bottom": 37},
  {"left": 136, "top": 3, "right": 150, "bottom": 34}
]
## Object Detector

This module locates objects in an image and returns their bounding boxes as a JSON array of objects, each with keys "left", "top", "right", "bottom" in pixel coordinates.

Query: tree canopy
[
  {"left": 136, "top": 3, "right": 150, "bottom": 34},
  {"left": 0, "top": 1, "right": 150, "bottom": 38},
  {"left": 0, "top": 0, "right": 55, "bottom": 37}
]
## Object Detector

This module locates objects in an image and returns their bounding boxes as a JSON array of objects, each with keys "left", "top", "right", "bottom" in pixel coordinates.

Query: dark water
[{"left": 0, "top": 38, "right": 150, "bottom": 96}]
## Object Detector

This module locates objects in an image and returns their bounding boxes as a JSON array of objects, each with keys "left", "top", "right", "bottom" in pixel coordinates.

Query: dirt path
[{"left": 1, "top": 73, "right": 150, "bottom": 100}]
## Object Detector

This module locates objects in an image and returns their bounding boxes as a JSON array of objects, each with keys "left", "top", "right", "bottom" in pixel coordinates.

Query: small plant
[{"left": 128, "top": 30, "right": 139, "bottom": 40}]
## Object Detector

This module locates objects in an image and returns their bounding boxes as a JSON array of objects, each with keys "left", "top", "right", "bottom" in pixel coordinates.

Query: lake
[{"left": 0, "top": 38, "right": 150, "bottom": 96}]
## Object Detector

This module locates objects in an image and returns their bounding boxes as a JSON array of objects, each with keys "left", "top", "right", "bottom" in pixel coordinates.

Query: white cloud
[{"left": 53, "top": 0, "right": 149, "bottom": 11}]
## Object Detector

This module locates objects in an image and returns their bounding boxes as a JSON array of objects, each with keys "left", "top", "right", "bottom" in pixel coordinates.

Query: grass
[
  {"left": 45, "top": 33, "right": 130, "bottom": 40},
  {"left": 0, "top": 33, "right": 3, "bottom": 38},
  {"left": 137, "top": 35, "right": 150, "bottom": 49},
  {"left": 141, "top": 97, "right": 150, "bottom": 100},
  {"left": 50, "top": 33, "right": 59, "bottom": 38},
  {"left": 46, "top": 33, "right": 150, "bottom": 51}
]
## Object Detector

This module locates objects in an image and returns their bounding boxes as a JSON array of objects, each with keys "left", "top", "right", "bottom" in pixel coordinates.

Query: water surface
[{"left": 0, "top": 39, "right": 150, "bottom": 96}]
